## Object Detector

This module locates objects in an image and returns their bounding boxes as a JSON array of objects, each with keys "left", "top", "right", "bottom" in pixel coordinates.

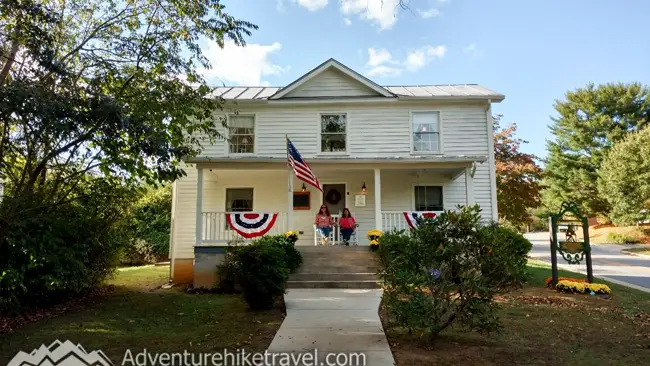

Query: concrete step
[
  {"left": 289, "top": 273, "right": 378, "bottom": 282},
  {"left": 294, "top": 265, "right": 380, "bottom": 274},
  {"left": 286, "top": 280, "right": 382, "bottom": 289}
]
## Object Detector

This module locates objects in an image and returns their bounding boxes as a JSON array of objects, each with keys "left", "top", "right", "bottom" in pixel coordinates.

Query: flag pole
[{"left": 286, "top": 135, "right": 293, "bottom": 231}]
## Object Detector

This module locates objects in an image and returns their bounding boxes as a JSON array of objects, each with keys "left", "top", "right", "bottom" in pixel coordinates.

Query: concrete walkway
[{"left": 267, "top": 289, "right": 395, "bottom": 366}]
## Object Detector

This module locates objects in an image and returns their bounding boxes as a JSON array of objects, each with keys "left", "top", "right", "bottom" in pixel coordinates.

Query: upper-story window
[
  {"left": 320, "top": 114, "right": 346, "bottom": 153},
  {"left": 412, "top": 112, "right": 440, "bottom": 153},
  {"left": 228, "top": 115, "right": 255, "bottom": 154}
]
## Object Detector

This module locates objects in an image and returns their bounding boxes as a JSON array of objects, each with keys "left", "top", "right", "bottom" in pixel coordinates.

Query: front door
[{"left": 322, "top": 184, "right": 346, "bottom": 216}]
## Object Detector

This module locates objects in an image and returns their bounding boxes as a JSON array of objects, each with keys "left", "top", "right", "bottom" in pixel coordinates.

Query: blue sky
[{"left": 203, "top": 0, "right": 650, "bottom": 158}]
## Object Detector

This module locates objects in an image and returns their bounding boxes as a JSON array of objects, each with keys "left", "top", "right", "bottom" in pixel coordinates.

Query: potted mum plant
[{"left": 367, "top": 229, "right": 383, "bottom": 252}]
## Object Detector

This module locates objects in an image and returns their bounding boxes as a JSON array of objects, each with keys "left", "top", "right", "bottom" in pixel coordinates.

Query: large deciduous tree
[
  {"left": 598, "top": 126, "right": 650, "bottom": 225},
  {"left": 493, "top": 115, "right": 543, "bottom": 227},
  {"left": 544, "top": 83, "right": 650, "bottom": 217},
  {"left": 0, "top": 0, "right": 256, "bottom": 313}
]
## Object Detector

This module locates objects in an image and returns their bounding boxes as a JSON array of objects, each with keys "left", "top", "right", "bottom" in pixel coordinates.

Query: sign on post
[{"left": 549, "top": 202, "right": 594, "bottom": 284}]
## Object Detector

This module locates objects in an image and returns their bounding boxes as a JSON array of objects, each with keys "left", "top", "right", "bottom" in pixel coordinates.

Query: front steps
[{"left": 288, "top": 246, "right": 381, "bottom": 289}]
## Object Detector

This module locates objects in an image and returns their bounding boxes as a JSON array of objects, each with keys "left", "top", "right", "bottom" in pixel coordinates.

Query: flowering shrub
[
  {"left": 556, "top": 280, "right": 611, "bottom": 295},
  {"left": 367, "top": 229, "right": 383, "bottom": 251},
  {"left": 544, "top": 276, "right": 588, "bottom": 287},
  {"left": 284, "top": 230, "right": 299, "bottom": 244}
]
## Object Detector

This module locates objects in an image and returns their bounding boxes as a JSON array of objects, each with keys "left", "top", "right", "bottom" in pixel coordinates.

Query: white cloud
[
  {"left": 405, "top": 45, "right": 447, "bottom": 71},
  {"left": 340, "top": 0, "right": 400, "bottom": 30},
  {"left": 344, "top": 18, "right": 352, "bottom": 25},
  {"left": 295, "top": 0, "right": 328, "bottom": 11},
  {"left": 367, "top": 65, "right": 402, "bottom": 77},
  {"left": 464, "top": 43, "right": 482, "bottom": 56},
  {"left": 364, "top": 45, "right": 446, "bottom": 78},
  {"left": 418, "top": 8, "right": 441, "bottom": 18},
  {"left": 199, "top": 41, "right": 288, "bottom": 86},
  {"left": 367, "top": 48, "right": 396, "bottom": 67},
  {"left": 277, "top": 0, "right": 285, "bottom": 11}
]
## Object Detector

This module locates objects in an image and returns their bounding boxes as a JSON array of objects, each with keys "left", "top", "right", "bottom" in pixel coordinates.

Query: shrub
[
  {"left": 379, "top": 205, "right": 531, "bottom": 340},
  {"left": 0, "top": 179, "right": 133, "bottom": 315},
  {"left": 216, "top": 250, "right": 240, "bottom": 294},
  {"left": 607, "top": 232, "right": 641, "bottom": 244},
  {"left": 253, "top": 235, "right": 302, "bottom": 273},
  {"left": 233, "top": 240, "right": 290, "bottom": 310}
]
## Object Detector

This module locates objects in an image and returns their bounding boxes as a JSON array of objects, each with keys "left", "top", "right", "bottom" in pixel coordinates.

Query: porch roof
[{"left": 186, "top": 155, "right": 487, "bottom": 165}]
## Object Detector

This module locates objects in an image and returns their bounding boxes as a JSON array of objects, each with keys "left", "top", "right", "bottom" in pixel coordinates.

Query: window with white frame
[
  {"left": 412, "top": 112, "right": 440, "bottom": 153},
  {"left": 320, "top": 114, "right": 346, "bottom": 153},
  {"left": 228, "top": 115, "right": 255, "bottom": 154},
  {"left": 226, "top": 188, "right": 253, "bottom": 212},
  {"left": 414, "top": 186, "right": 443, "bottom": 211}
]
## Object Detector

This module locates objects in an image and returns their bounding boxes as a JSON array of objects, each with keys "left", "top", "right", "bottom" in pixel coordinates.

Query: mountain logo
[{"left": 8, "top": 340, "right": 113, "bottom": 366}]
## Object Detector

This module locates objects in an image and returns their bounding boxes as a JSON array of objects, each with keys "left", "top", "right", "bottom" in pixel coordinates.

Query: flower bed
[
  {"left": 544, "top": 276, "right": 588, "bottom": 287},
  {"left": 555, "top": 280, "right": 611, "bottom": 295}
]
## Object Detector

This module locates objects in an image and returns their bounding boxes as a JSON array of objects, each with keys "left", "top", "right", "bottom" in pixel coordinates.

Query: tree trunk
[{"left": 0, "top": 38, "right": 19, "bottom": 84}]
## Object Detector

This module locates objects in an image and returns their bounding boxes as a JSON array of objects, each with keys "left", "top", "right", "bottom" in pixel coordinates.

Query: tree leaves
[{"left": 493, "top": 115, "right": 543, "bottom": 227}]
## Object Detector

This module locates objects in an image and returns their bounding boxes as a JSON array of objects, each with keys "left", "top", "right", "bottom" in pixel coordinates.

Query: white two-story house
[{"left": 169, "top": 59, "right": 504, "bottom": 284}]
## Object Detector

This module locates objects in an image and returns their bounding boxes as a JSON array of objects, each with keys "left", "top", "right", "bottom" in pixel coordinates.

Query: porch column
[
  {"left": 374, "top": 168, "right": 382, "bottom": 231},
  {"left": 195, "top": 167, "right": 203, "bottom": 247},
  {"left": 465, "top": 166, "right": 475, "bottom": 206}
]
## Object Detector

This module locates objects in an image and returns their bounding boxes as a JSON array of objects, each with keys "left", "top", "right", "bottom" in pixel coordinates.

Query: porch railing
[
  {"left": 201, "top": 212, "right": 288, "bottom": 243},
  {"left": 381, "top": 211, "right": 444, "bottom": 232}
]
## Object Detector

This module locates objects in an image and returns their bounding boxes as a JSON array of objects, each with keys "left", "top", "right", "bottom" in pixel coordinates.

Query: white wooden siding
[
  {"left": 284, "top": 68, "right": 379, "bottom": 98},
  {"left": 196, "top": 102, "right": 489, "bottom": 159}
]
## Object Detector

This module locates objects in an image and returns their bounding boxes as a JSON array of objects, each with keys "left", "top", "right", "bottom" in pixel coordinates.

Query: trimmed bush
[
  {"left": 606, "top": 231, "right": 640, "bottom": 244},
  {"left": 233, "top": 240, "right": 290, "bottom": 310},
  {"left": 379, "top": 205, "right": 532, "bottom": 340},
  {"left": 253, "top": 235, "right": 303, "bottom": 273}
]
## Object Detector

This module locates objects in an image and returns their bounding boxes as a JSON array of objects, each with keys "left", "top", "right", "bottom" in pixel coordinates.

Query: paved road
[{"left": 525, "top": 232, "right": 650, "bottom": 291}]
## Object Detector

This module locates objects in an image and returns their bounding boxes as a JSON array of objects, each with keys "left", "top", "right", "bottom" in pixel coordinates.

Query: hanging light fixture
[
  {"left": 361, "top": 182, "right": 367, "bottom": 194},
  {"left": 301, "top": 183, "right": 307, "bottom": 192}
]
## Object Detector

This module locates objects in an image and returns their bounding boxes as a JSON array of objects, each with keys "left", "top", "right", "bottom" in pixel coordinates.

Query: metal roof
[{"left": 209, "top": 84, "right": 503, "bottom": 101}]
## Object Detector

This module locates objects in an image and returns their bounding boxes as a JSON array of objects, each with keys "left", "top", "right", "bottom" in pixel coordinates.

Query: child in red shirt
[{"left": 339, "top": 208, "right": 356, "bottom": 246}]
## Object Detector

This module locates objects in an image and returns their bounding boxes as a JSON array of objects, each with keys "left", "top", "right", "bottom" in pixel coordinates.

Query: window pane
[
  {"left": 321, "top": 134, "right": 346, "bottom": 152},
  {"left": 414, "top": 186, "right": 443, "bottom": 211},
  {"left": 226, "top": 188, "right": 253, "bottom": 212},
  {"left": 229, "top": 135, "right": 254, "bottom": 153},
  {"left": 229, "top": 116, "right": 254, "bottom": 128},
  {"left": 413, "top": 132, "right": 439, "bottom": 152},
  {"left": 321, "top": 114, "right": 346, "bottom": 133},
  {"left": 412, "top": 112, "right": 440, "bottom": 152}
]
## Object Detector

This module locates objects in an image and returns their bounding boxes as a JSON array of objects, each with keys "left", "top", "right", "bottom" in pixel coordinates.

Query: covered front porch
[{"left": 193, "top": 158, "right": 484, "bottom": 246}]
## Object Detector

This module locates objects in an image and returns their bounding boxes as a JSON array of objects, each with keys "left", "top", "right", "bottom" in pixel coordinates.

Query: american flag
[{"left": 287, "top": 138, "right": 322, "bottom": 192}]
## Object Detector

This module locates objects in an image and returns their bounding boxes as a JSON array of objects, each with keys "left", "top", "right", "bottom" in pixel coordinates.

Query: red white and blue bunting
[
  {"left": 226, "top": 213, "right": 278, "bottom": 239},
  {"left": 403, "top": 211, "right": 439, "bottom": 230}
]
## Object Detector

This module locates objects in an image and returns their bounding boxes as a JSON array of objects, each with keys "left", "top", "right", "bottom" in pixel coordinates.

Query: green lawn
[
  {"left": 623, "top": 247, "right": 650, "bottom": 256},
  {"left": 382, "top": 260, "right": 650, "bottom": 366},
  {"left": 0, "top": 265, "right": 285, "bottom": 364}
]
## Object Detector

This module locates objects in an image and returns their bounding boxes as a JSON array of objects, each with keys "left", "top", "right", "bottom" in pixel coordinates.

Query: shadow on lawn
[{"left": 0, "top": 265, "right": 285, "bottom": 364}]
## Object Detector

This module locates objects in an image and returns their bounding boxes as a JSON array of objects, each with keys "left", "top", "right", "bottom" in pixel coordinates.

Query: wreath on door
[{"left": 325, "top": 188, "right": 342, "bottom": 205}]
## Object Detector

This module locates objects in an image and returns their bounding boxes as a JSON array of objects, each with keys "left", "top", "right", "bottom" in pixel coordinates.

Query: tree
[
  {"left": 598, "top": 126, "right": 650, "bottom": 225},
  {"left": 544, "top": 83, "right": 650, "bottom": 217},
  {"left": 0, "top": 0, "right": 256, "bottom": 313},
  {"left": 494, "top": 115, "right": 543, "bottom": 227}
]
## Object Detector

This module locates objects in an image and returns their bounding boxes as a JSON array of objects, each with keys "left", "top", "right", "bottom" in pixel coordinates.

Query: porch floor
[{"left": 266, "top": 289, "right": 395, "bottom": 366}]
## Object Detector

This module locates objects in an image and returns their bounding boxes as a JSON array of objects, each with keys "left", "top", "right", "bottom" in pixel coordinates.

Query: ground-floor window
[
  {"left": 226, "top": 188, "right": 253, "bottom": 212},
  {"left": 414, "top": 185, "right": 443, "bottom": 211}
]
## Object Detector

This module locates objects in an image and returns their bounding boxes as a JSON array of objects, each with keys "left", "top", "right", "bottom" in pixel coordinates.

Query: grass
[
  {"left": 590, "top": 225, "right": 650, "bottom": 244},
  {"left": 622, "top": 247, "right": 650, "bottom": 256},
  {"left": 0, "top": 265, "right": 285, "bottom": 365},
  {"left": 381, "top": 260, "right": 650, "bottom": 366}
]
